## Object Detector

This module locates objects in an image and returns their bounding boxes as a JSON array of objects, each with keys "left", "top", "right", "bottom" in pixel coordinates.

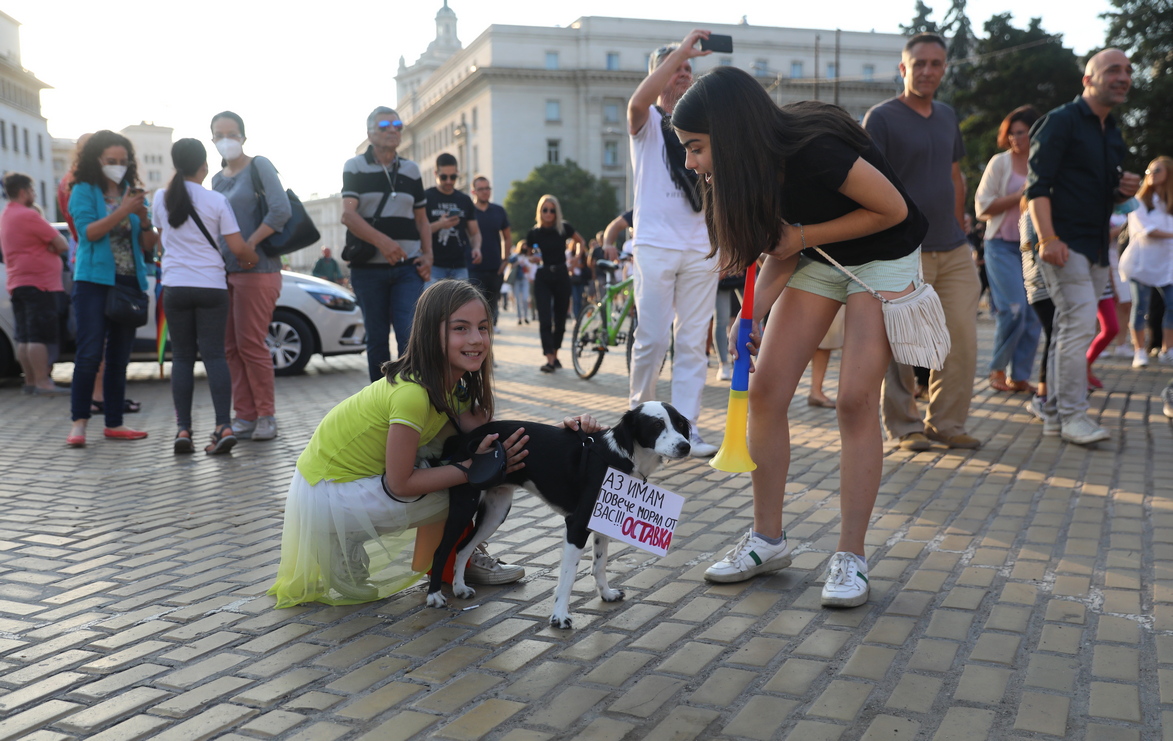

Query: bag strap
[
  {"left": 188, "top": 209, "right": 223, "bottom": 257},
  {"left": 812, "top": 246, "right": 924, "bottom": 304}
]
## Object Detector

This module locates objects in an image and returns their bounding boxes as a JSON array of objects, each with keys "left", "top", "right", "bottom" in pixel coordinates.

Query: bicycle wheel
[{"left": 572, "top": 303, "right": 607, "bottom": 379}]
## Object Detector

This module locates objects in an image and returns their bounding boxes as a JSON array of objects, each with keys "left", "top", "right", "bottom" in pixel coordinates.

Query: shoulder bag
[
  {"left": 249, "top": 158, "right": 320, "bottom": 258},
  {"left": 814, "top": 246, "right": 951, "bottom": 370},
  {"left": 103, "top": 208, "right": 150, "bottom": 327},
  {"left": 342, "top": 159, "right": 400, "bottom": 265}
]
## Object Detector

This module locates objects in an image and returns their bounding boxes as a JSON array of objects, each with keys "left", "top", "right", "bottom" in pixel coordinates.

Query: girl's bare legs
[
  {"left": 834, "top": 290, "right": 901, "bottom": 556},
  {"left": 748, "top": 289, "right": 841, "bottom": 539},
  {"left": 809, "top": 348, "right": 833, "bottom": 405}
]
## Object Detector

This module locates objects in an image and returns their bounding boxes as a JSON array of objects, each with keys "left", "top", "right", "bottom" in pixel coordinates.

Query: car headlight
[{"left": 302, "top": 289, "right": 356, "bottom": 311}]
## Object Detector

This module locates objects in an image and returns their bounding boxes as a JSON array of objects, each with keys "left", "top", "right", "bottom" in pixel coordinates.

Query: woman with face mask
[
  {"left": 65, "top": 130, "right": 160, "bottom": 447},
  {"left": 209, "top": 111, "right": 293, "bottom": 444}
]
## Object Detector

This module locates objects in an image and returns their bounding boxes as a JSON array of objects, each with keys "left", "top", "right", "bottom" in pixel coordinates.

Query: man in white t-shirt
[{"left": 628, "top": 30, "right": 720, "bottom": 457}]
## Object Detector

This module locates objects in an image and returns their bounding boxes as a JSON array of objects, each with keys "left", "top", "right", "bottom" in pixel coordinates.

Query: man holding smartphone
[
  {"left": 425, "top": 153, "right": 480, "bottom": 286},
  {"left": 627, "top": 29, "right": 721, "bottom": 457}
]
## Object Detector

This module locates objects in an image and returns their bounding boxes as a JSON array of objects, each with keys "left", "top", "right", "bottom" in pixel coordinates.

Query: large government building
[
  {"left": 393, "top": 4, "right": 909, "bottom": 206},
  {"left": 0, "top": 11, "right": 53, "bottom": 212}
]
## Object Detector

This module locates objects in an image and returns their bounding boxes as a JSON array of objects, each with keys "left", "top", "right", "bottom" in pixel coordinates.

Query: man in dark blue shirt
[
  {"left": 1026, "top": 48, "right": 1140, "bottom": 445},
  {"left": 470, "top": 176, "right": 511, "bottom": 326}
]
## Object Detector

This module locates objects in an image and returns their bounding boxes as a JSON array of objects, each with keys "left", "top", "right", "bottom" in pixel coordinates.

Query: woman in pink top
[{"left": 975, "top": 106, "right": 1042, "bottom": 394}]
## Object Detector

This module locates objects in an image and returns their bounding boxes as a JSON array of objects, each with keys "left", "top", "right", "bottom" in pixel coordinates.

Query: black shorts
[{"left": 11, "top": 286, "right": 65, "bottom": 344}]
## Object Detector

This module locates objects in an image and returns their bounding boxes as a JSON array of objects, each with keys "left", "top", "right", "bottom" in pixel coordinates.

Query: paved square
[{"left": 0, "top": 315, "right": 1169, "bottom": 739}]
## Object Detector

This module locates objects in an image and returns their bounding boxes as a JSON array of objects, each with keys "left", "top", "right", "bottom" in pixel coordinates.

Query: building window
[
  {"left": 545, "top": 51, "right": 559, "bottom": 70},
  {"left": 472, "top": 107, "right": 478, "bottom": 131},
  {"left": 41, "top": 182, "right": 47, "bottom": 206},
  {"left": 863, "top": 64, "right": 875, "bottom": 81},
  {"left": 545, "top": 100, "right": 561, "bottom": 122},
  {"left": 753, "top": 59, "right": 768, "bottom": 78},
  {"left": 149, "top": 171, "right": 161, "bottom": 182},
  {"left": 606, "top": 52, "right": 620, "bottom": 71},
  {"left": 38, "top": 134, "right": 44, "bottom": 161},
  {"left": 11, "top": 124, "right": 17, "bottom": 153},
  {"left": 603, "top": 103, "right": 620, "bottom": 124},
  {"left": 604, "top": 141, "right": 619, "bottom": 168},
  {"left": 790, "top": 61, "right": 803, "bottom": 78},
  {"left": 0, "top": 121, "right": 6, "bottom": 150},
  {"left": 473, "top": 145, "right": 479, "bottom": 173},
  {"left": 827, "top": 62, "right": 837, "bottom": 79},
  {"left": 547, "top": 139, "right": 560, "bottom": 164},
  {"left": 23, "top": 128, "right": 28, "bottom": 156}
]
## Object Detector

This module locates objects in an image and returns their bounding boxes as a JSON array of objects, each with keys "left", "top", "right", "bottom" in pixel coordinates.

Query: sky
[{"left": 15, "top": 0, "right": 1113, "bottom": 198}]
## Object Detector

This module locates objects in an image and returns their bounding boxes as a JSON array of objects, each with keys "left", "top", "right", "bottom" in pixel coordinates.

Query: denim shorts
[{"left": 786, "top": 249, "right": 920, "bottom": 303}]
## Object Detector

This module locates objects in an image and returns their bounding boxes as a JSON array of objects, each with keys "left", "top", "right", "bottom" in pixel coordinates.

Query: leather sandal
[
  {"left": 205, "top": 426, "right": 237, "bottom": 455},
  {"left": 989, "top": 371, "right": 1014, "bottom": 392}
]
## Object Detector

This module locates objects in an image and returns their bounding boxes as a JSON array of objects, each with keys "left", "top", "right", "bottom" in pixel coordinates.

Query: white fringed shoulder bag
[{"left": 813, "top": 246, "right": 951, "bottom": 370}]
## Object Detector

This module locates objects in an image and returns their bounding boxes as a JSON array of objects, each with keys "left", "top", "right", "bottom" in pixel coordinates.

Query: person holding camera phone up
[{"left": 425, "top": 153, "right": 480, "bottom": 287}]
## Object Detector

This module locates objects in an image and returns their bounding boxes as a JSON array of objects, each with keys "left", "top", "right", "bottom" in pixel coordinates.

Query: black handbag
[
  {"left": 342, "top": 170, "right": 397, "bottom": 266},
  {"left": 249, "top": 158, "right": 320, "bottom": 258},
  {"left": 105, "top": 283, "right": 149, "bottom": 327}
]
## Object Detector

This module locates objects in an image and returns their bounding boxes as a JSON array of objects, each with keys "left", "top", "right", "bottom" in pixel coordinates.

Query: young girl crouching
[{"left": 269, "top": 280, "right": 602, "bottom": 607}]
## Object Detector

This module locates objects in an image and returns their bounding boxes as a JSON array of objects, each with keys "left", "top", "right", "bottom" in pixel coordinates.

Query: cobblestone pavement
[{"left": 1, "top": 314, "right": 1171, "bottom": 741}]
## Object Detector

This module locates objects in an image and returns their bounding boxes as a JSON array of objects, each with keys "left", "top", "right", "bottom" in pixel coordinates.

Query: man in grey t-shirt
[{"left": 864, "top": 32, "right": 982, "bottom": 451}]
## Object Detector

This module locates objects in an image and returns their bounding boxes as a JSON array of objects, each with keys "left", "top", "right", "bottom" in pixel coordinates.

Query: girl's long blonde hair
[
  {"left": 533, "top": 194, "right": 566, "bottom": 232},
  {"left": 1139, "top": 156, "right": 1173, "bottom": 215}
]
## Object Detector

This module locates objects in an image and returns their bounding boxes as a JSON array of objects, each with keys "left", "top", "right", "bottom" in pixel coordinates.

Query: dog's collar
[{"left": 577, "top": 427, "right": 645, "bottom": 483}]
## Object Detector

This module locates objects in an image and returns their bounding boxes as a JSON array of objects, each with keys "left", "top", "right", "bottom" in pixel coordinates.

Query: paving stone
[
  {"left": 885, "top": 673, "right": 942, "bottom": 713},
  {"left": 641, "top": 706, "right": 720, "bottom": 741},
  {"left": 907, "top": 639, "right": 958, "bottom": 673},
  {"left": 238, "top": 710, "right": 305, "bottom": 738},
  {"left": 762, "top": 610, "right": 817, "bottom": 636},
  {"left": 559, "top": 632, "right": 626, "bottom": 661},
  {"left": 233, "top": 669, "right": 329, "bottom": 708},
  {"left": 863, "top": 617, "right": 917, "bottom": 646},
  {"left": 1093, "top": 645, "right": 1140, "bottom": 681},
  {"left": 969, "top": 633, "right": 1021, "bottom": 665},
  {"left": 323, "top": 656, "right": 410, "bottom": 694},
  {"left": 83, "top": 714, "right": 171, "bottom": 741},
  {"left": 926, "top": 610, "right": 974, "bottom": 640},
  {"left": 807, "top": 679, "right": 873, "bottom": 721},
  {"left": 280, "top": 721, "right": 350, "bottom": 741},
  {"left": 527, "top": 685, "right": 610, "bottom": 729},
  {"left": 840, "top": 645, "right": 897, "bottom": 681},
  {"left": 1089, "top": 682, "right": 1141, "bottom": 722},
  {"left": 689, "top": 667, "right": 758, "bottom": 706},
  {"left": 1014, "top": 691, "right": 1070, "bottom": 736},
  {"left": 567, "top": 717, "right": 636, "bottom": 741},
  {"left": 352, "top": 711, "right": 438, "bottom": 741},
  {"left": 932, "top": 707, "right": 996, "bottom": 740},
  {"left": 53, "top": 687, "right": 171, "bottom": 735},
  {"left": 793, "top": 629, "right": 851, "bottom": 659},
  {"left": 609, "top": 674, "right": 686, "bottom": 717},
  {"left": 149, "top": 704, "right": 258, "bottom": 741},
  {"left": 1025, "top": 654, "right": 1078, "bottom": 692},
  {"left": 152, "top": 677, "right": 255, "bottom": 719},
  {"left": 504, "top": 661, "right": 579, "bottom": 700},
  {"left": 1038, "top": 624, "right": 1083, "bottom": 655},
  {"left": 722, "top": 695, "right": 799, "bottom": 740},
  {"left": 861, "top": 715, "right": 920, "bottom": 740},
  {"left": 406, "top": 646, "right": 489, "bottom": 683},
  {"left": 333, "top": 681, "right": 425, "bottom": 720},
  {"left": 0, "top": 700, "right": 82, "bottom": 741}
]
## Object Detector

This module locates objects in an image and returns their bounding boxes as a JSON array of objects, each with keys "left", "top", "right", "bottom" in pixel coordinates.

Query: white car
[{"left": 0, "top": 224, "right": 365, "bottom": 377}]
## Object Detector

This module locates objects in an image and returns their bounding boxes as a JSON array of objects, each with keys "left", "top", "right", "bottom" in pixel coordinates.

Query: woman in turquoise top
[{"left": 66, "top": 130, "right": 159, "bottom": 447}]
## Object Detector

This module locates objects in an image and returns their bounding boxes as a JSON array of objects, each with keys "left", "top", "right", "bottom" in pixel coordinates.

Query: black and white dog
[{"left": 426, "top": 401, "right": 692, "bottom": 628}]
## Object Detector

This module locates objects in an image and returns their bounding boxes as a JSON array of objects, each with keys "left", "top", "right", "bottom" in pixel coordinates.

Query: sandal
[
  {"left": 989, "top": 371, "right": 1014, "bottom": 393},
  {"left": 174, "top": 429, "right": 194, "bottom": 455},
  {"left": 205, "top": 425, "right": 237, "bottom": 455},
  {"left": 1010, "top": 379, "right": 1038, "bottom": 395}
]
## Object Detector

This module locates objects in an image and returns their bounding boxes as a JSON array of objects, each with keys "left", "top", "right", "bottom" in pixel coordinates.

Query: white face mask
[
  {"left": 102, "top": 164, "right": 128, "bottom": 183},
  {"left": 215, "top": 138, "right": 243, "bottom": 160}
]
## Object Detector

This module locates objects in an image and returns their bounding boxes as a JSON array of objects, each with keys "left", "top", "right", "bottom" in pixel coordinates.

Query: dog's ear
[
  {"left": 663, "top": 403, "right": 691, "bottom": 440},
  {"left": 611, "top": 408, "right": 638, "bottom": 452}
]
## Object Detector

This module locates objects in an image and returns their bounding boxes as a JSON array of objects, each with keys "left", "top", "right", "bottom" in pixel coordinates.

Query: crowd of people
[{"left": 3, "top": 30, "right": 1172, "bottom": 614}]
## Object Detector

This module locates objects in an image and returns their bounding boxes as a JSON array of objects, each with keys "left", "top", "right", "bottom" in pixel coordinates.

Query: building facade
[
  {"left": 0, "top": 11, "right": 53, "bottom": 215},
  {"left": 394, "top": 9, "right": 907, "bottom": 208},
  {"left": 121, "top": 122, "right": 175, "bottom": 194}
]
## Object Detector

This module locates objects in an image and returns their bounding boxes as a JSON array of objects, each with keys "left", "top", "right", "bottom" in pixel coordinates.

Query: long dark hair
[
  {"left": 71, "top": 130, "right": 140, "bottom": 190},
  {"left": 671, "top": 66, "right": 871, "bottom": 272},
  {"left": 164, "top": 139, "right": 208, "bottom": 229},
  {"left": 996, "top": 105, "right": 1040, "bottom": 149},
  {"left": 210, "top": 110, "right": 246, "bottom": 138},
  {"left": 382, "top": 280, "right": 495, "bottom": 424}
]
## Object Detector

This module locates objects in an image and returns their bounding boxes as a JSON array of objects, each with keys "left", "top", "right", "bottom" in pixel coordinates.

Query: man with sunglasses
[
  {"left": 627, "top": 30, "right": 721, "bottom": 458},
  {"left": 470, "top": 176, "right": 511, "bottom": 326},
  {"left": 342, "top": 107, "right": 432, "bottom": 382},
  {"left": 425, "top": 153, "right": 481, "bottom": 287}
]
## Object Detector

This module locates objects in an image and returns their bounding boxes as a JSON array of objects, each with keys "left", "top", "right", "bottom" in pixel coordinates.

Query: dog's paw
[
  {"left": 549, "top": 613, "right": 574, "bottom": 629},
  {"left": 452, "top": 584, "right": 476, "bottom": 600},
  {"left": 426, "top": 591, "right": 448, "bottom": 609},
  {"left": 600, "top": 588, "right": 625, "bottom": 603}
]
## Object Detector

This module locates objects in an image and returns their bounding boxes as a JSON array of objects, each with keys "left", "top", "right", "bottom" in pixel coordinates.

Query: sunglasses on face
[
  {"left": 541, "top": 208, "right": 556, "bottom": 213},
  {"left": 438, "top": 174, "right": 458, "bottom": 182},
  {"left": 376, "top": 120, "right": 404, "bottom": 131}
]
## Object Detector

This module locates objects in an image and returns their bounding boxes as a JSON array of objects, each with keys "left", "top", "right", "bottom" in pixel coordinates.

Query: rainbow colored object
[
  {"left": 155, "top": 260, "right": 168, "bottom": 378},
  {"left": 710, "top": 262, "right": 757, "bottom": 472}
]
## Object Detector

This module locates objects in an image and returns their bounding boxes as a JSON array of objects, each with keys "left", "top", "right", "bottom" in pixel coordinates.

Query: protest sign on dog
[{"left": 587, "top": 467, "right": 684, "bottom": 557}]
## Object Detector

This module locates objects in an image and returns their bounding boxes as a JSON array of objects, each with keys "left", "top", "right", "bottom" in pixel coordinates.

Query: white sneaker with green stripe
[
  {"left": 821, "top": 551, "right": 869, "bottom": 607},
  {"left": 704, "top": 531, "right": 792, "bottom": 583}
]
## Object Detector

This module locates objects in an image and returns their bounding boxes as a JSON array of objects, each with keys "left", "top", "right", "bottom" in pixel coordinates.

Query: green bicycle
[
  {"left": 571, "top": 259, "right": 637, "bottom": 379},
  {"left": 571, "top": 259, "right": 671, "bottom": 379}
]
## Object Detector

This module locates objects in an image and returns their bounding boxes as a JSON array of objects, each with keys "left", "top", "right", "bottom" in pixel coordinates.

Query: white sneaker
[
  {"left": 1158, "top": 351, "right": 1173, "bottom": 366},
  {"left": 1133, "top": 349, "right": 1149, "bottom": 368},
  {"left": 1060, "top": 414, "right": 1110, "bottom": 445},
  {"left": 717, "top": 364, "right": 732, "bottom": 381},
  {"left": 1114, "top": 344, "right": 1135, "bottom": 358},
  {"left": 252, "top": 415, "right": 278, "bottom": 441},
  {"left": 689, "top": 430, "right": 718, "bottom": 457},
  {"left": 465, "top": 543, "right": 525, "bottom": 585},
  {"left": 1163, "top": 384, "right": 1173, "bottom": 419},
  {"left": 230, "top": 417, "right": 256, "bottom": 439},
  {"left": 330, "top": 535, "right": 377, "bottom": 601},
  {"left": 1042, "top": 416, "right": 1061, "bottom": 437},
  {"left": 704, "top": 531, "right": 792, "bottom": 583},
  {"left": 821, "top": 551, "right": 870, "bottom": 607},
  {"left": 1026, "top": 395, "right": 1047, "bottom": 422}
]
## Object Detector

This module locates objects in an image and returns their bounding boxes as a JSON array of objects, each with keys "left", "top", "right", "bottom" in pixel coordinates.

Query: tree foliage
[
  {"left": 1104, "top": 0, "right": 1173, "bottom": 169},
  {"left": 952, "top": 14, "right": 1082, "bottom": 190},
  {"left": 503, "top": 160, "right": 618, "bottom": 245}
]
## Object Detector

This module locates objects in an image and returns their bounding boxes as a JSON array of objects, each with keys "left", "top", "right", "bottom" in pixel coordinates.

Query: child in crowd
[{"left": 269, "top": 280, "right": 601, "bottom": 607}]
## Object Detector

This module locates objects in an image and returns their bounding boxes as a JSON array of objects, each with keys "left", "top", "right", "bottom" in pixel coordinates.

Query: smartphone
[
  {"left": 128, "top": 187, "right": 145, "bottom": 196},
  {"left": 700, "top": 34, "right": 733, "bottom": 53},
  {"left": 448, "top": 207, "right": 463, "bottom": 218}
]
